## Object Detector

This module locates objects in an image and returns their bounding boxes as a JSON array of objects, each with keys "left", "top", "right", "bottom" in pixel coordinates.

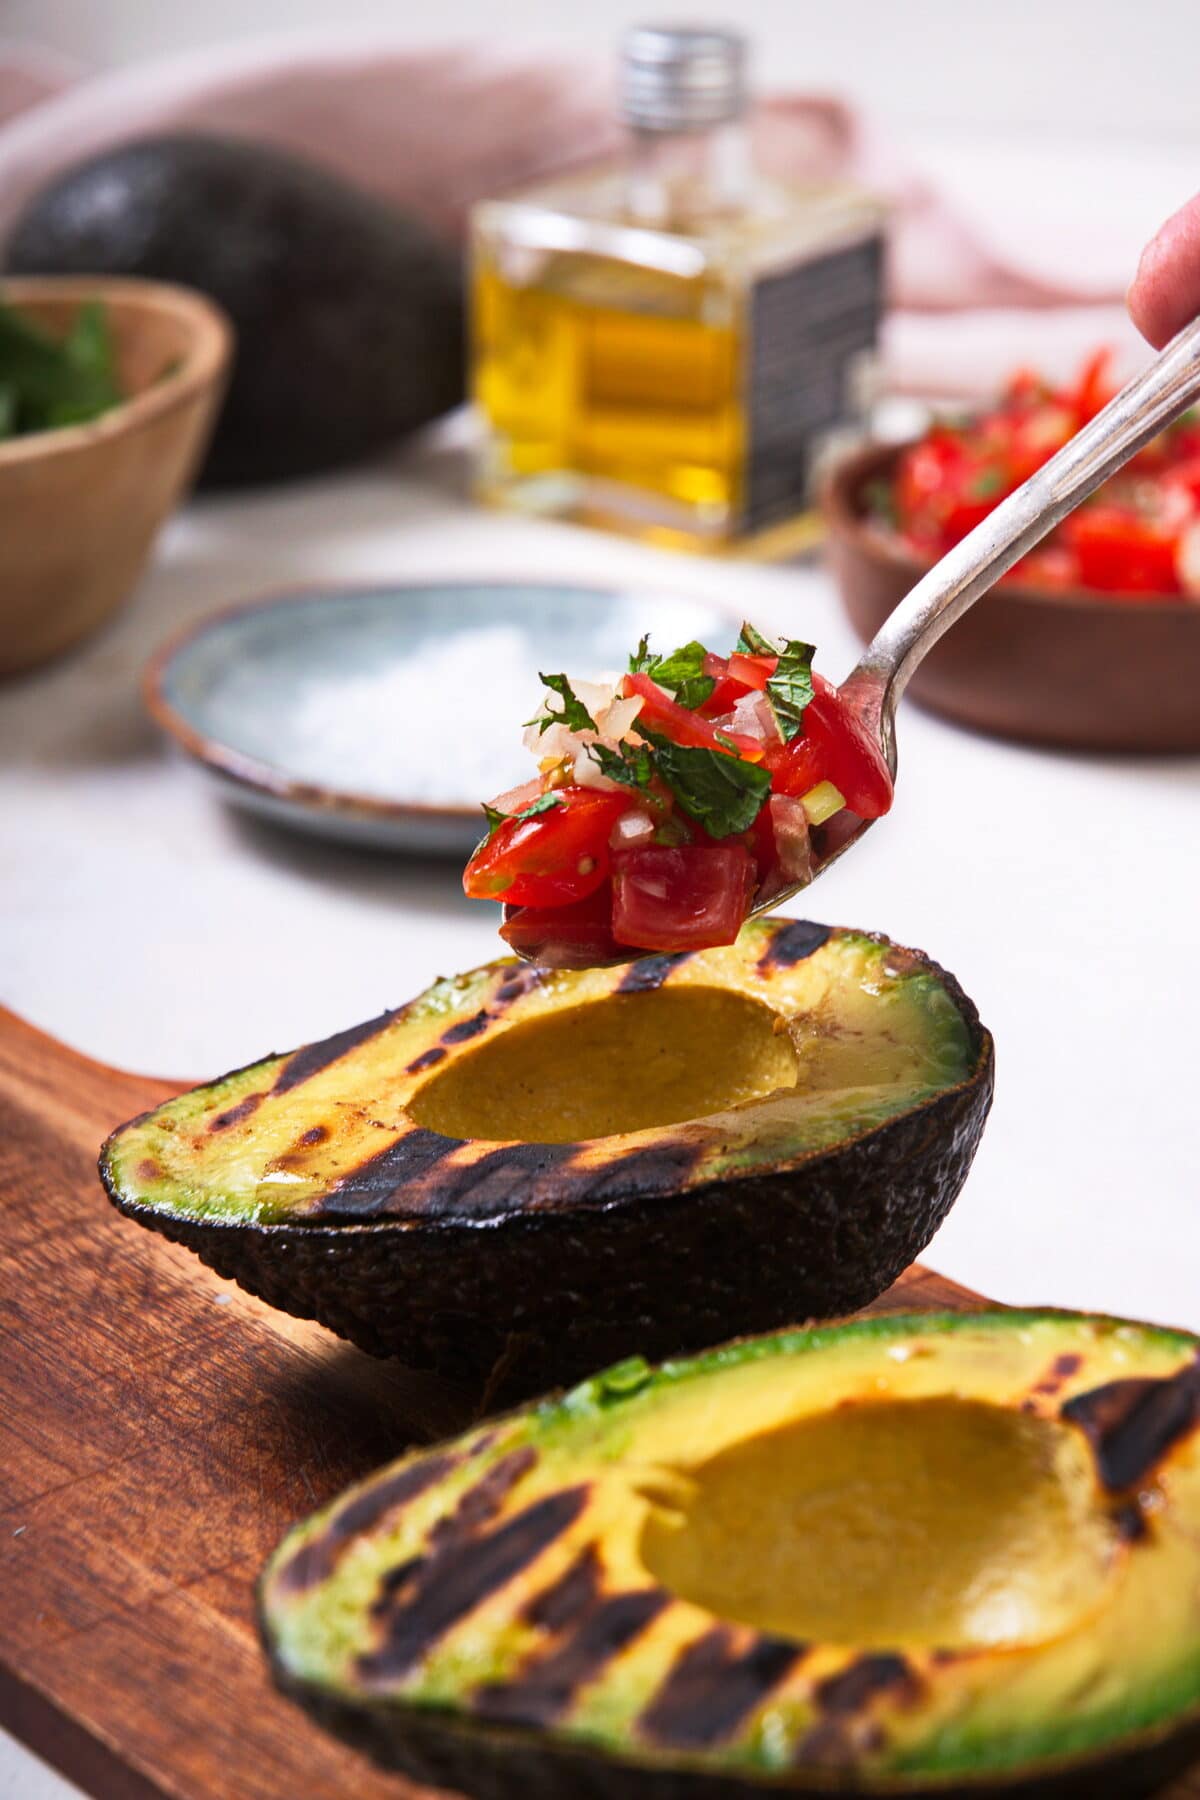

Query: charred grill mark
[
  {"left": 275, "top": 1453, "right": 457, "bottom": 1595},
  {"left": 556, "top": 1139, "right": 706, "bottom": 1205},
  {"left": 521, "top": 1545, "right": 601, "bottom": 1631},
  {"left": 358, "top": 1481, "right": 588, "bottom": 1684},
  {"left": 758, "top": 920, "right": 832, "bottom": 971},
  {"left": 316, "top": 1127, "right": 469, "bottom": 1217},
  {"left": 474, "top": 1589, "right": 669, "bottom": 1727},
  {"left": 406, "top": 1047, "right": 447, "bottom": 1074},
  {"left": 617, "top": 953, "right": 692, "bottom": 994},
  {"left": 1112, "top": 1499, "right": 1150, "bottom": 1544},
  {"left": 272, "top": 1009, "right": 399, "bottom": 1096},
  {"left": 815, "top": 1653, "right": 920, "bottom": 1716},
  {"left": 298, "top": 1124, "right": 328, "bottom": 1146},
  {"left": 137, "top": 1158, "right": 163, "bottom": 1182},
  {"left": 638, "top": 1626, "right": 803, "bottom": 1748},
  {"left": 441, "top": 1010, "right": 490, "bottom": 1045},
  {"left": 311, "top": 1124, "right": 705, "bottom": 1223},
  {"left": 209, "top": 1092, "right": 263, "bottom": 1132},
  {"left": 1062, "top": 1357, "right": 1200, "bottom": 1491},
  {"left": 1031, "top": 1352, "right": 1083, "bottom": 1397},
  {"left": 413, "top": 1142, "right": 582, "bottom": 1218},
  {"left": 445, "top": 1448, "right": 539, "bottom": 1534},
  {"left": 496, "top": 968, "right": 543, "bottom": 1005}
]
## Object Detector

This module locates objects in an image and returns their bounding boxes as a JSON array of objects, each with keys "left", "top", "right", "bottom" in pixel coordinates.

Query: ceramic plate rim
[{"left": 142, "top": 577, "right": 738, "bottom": 829}]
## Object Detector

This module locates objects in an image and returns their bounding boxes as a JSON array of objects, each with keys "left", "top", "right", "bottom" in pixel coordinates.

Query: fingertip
[{"left": 1127, "top": 192, "right": 1200, "bottom": 349}]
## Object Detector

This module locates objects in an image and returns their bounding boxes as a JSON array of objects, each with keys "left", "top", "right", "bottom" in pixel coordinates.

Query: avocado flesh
[
  {"left": 260, "top": 1309, "right": 1200, "bottom": 1798},
  {"left": 100, "top": 919, "right": 993, "bottom": 1391}
]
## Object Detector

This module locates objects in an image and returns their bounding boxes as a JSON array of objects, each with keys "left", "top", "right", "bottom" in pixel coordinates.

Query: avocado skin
[
  {"left": 100, "top": 959, "right": 993, "bottom": 1402},
  {"left": 5, "top": 134, "right": 464, "bottom": 485},
  {"left": 270, "top": 1678, "right": 1200, "bottom": 1800}
]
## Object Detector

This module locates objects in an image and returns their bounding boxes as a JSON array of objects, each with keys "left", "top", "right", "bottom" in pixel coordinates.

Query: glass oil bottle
[{"left": 471, "top": 26, "right": 886, "bottom": 555}]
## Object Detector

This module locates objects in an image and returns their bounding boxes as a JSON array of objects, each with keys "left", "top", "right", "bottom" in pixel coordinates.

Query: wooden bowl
[
  {"left": 0, "top": 277, "right": 231, "bottom": 675},
  {"left": 822, "top": 440, "right": 1200, "bottom": 752}
]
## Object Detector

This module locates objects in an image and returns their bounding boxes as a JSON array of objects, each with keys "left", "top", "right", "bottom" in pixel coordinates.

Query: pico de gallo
[
  {"left": 881, "top": 349, "right": 1200, "bottom": 598},
  {"left": 463, "top": 625, "right": 893, "bottom": 967}
]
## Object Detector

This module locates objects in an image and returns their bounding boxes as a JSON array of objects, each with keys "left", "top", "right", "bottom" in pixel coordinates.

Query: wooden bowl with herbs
[
  {"left": 822, "top": 356, "right": 1200, "bottom": 752},
  {"left": 0, "top": 277, "right": 230, "bottom": 675}
]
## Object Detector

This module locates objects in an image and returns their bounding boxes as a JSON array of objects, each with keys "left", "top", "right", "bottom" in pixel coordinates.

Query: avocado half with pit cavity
[
  {"left": 100, "top": 917, "right": 992, "bottom": 1394},
  {"left": 260, "top": 1309, "right": 1200, "bottom": 1798}
]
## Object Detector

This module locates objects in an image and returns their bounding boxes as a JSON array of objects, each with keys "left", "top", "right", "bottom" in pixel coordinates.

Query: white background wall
[{"left": 8, "top": 0, "right": 1200, "bottom": 145}]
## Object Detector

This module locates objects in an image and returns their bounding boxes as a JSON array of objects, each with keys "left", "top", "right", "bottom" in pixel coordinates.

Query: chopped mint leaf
[
  {"left": 627, "top": 636, "right": 715, "bottom": 710},
  {"left": 765, "top": 639, "right": 816, "bottom": 743},
  {"left": 636, "top": 727, "right": 771, "bottom": 838},
  {"left": 674, "top": 674, "right": 716, "bottom": 709},
  {"left": 587, "top": 740, "right": 655, "bottom": 789},
  {"left": 628, "top": 634, "right": 654, "bottom": 674},
  {"left": 735, "top": 621, "right": 778, "bottom": 656},
  {"left": 481, "top": 791, "right": 563, "bottom": 838},
  {"left": 526, "top": 672, "right": 597, "bottom": 736}
]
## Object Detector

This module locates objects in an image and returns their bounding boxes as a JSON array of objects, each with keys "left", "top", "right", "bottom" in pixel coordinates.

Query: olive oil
[{"left": 471, "top": 27, "right": 885, "bottom": 554}]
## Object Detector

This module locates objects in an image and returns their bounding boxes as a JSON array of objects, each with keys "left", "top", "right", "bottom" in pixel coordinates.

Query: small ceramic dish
[
  {"left": 1, "top": 276, "right": 231, "bottom": 675},
  {"left": 144, "top": 580, "right": 734, "bottom": 854},
  {"left": 823, "top": 440, "right": 1200, "bottom": 752}
]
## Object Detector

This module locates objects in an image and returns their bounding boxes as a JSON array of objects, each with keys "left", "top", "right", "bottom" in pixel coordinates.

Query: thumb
[{"left": 1128, "top": 191, "right": 1200, "bottom": 349}]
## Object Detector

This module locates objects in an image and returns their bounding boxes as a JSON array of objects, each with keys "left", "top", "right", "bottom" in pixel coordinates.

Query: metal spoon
[
  {"left": 776, "top": 311, "right": 1200, "bottom": 906},
  {"left": 508, "top": 315, "right": 1200, "bottom": 963}
]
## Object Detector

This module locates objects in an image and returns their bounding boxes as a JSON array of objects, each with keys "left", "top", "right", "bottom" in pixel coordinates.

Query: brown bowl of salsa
[{"left": 821, "top": 353, "right": 1200, "bottom": 753}]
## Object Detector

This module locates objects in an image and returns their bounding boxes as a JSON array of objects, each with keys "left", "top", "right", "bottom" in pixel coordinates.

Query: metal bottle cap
[{"left": 621, "top": 25, "right": 747, "bottom": 132}]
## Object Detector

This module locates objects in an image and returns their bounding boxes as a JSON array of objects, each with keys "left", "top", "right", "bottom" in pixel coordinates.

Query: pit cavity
[
  {"left": 406, "top": 988, "right": 797, "bottom": 1144},
  {"left": 639, "top": 1397, "right": 1118, "bottom": 1651}
]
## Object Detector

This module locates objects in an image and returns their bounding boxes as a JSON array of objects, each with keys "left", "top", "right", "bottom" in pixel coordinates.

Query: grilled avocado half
[
  {"left": 260, "top": 1308, "right": 1200, "bottom": 1798},
  {"left": 100, "top": 918, "right": 992, "bottom": 1394}
]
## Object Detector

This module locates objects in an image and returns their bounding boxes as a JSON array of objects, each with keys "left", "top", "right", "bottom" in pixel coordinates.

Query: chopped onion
[
  {"left": 768, "top": 794, "right": 813, "bottom": 884},
  {"left": 599, "top": 692, "right": 643, "bottom": 741},
  {"left": 611, "top": 810, "right": 656, "bottom": 849}
]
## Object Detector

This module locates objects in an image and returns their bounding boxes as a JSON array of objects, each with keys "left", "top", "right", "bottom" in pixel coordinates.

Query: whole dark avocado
[
  {"left": 99, "top": 918, "right": 993, "bottom": 1399},
  {"left": 5, "top": 134, "right": 465, "bottom": 485}
]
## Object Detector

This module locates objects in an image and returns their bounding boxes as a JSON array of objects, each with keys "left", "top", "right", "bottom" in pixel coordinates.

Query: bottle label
[{"left": 743, "top": 233, "right": 884, "bottom": 533}]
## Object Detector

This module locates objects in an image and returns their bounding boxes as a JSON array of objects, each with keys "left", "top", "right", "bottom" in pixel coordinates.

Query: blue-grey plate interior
[{"left": 153, "top": 582, "right": 735, "bottom": 853}]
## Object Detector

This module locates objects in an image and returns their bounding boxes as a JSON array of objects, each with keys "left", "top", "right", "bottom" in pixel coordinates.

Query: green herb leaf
[
  {"left": 636, "top": 727, "right": 771, "bottom": 838},
  {"left": 628, "top": 634, "right": 654, "bottom": 674},
  {"left": 765, "top": 638, "right": 816, "bottom": 743},
  {"left": 0, "top": 297, "right": 121, "bottom": 438},
  {"left": 735, "top": 620, "right": 778, "bottom": 656},
  {"left": 526, "top": 673, "right": 597, "bottom": 736},
  {"left": 481, "top": 791, "right": 563, "bottom": 838},
  {"left": 587, "top": 740, "right": 655, "bottom": 789},
  {"left": 626, "top": 636, "right": 715, "bottom": 710}
]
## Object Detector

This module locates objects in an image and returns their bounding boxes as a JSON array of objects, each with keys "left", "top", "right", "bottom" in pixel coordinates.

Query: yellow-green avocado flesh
[
  {"left": 100, "top": 918, "right": 992, "bottom": 1393},
  {"left": 260, "top": 1310, "right": 1200, "bottom": 1797}
]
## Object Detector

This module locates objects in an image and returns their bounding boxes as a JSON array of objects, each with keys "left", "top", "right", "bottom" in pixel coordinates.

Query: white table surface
[{"left": 3, "top": 428, "right": 1198, "bottom": 1798}]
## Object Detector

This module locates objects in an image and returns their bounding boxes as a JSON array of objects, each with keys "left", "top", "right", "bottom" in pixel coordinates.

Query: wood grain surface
[{"left": 1, "top": 1005, "right": 1195, "bottom": 1800}]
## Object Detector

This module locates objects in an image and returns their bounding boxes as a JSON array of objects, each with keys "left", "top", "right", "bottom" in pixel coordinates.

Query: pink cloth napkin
[{"left": 0, "top": 36, "right": 1165, "bottom": 394}]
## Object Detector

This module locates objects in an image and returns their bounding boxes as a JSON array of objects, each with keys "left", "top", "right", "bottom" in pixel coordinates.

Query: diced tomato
[
  {"left": 463, "top": 787, "right": 631, "bottom": 907},
  {"left": 1005, "top": 544, "right": 1081, "bottom": 591},
  {"left": 1072, "top": 347, "right": 1116, "bottom": 424},
  {"left": 623, "top": 672, "right": 763, "bottom": 759},
  {"left": 1062, "top": 505, "right": 1183, "bottom": 595},
  {"left": 769, "top": 676, "right": 893, "bottom": 819},
  {"left": 499, "top": 884, "right": 623, "bottom": 969},
  {"left": 726, "top": 652, "right": 777, "bottom": 691},
  {"left": 611, "top": 844, "right": 756, "bottom": 953}
]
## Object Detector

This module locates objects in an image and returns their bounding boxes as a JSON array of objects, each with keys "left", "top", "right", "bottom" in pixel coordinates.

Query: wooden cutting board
[{"left": 1, "top": 1005, "right": 1195, "bottom": 1800}]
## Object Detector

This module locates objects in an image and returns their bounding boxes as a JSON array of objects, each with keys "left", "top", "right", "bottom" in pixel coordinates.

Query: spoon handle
[{"left": 845, "top": 312, "right": 1200, "bottom": 743}]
